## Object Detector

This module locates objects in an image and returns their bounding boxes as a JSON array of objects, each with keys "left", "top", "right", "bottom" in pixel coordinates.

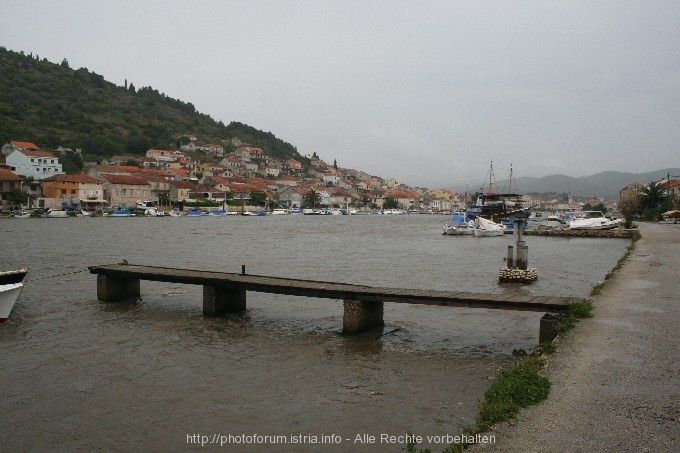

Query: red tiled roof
[
  {"left": 18, "top": 149, "right": 57, "bottom": 158},
  {"left": 11, "top": 141, "right": 40, "bottom": 150},
  {"left": 41, "top": 173, "right": 102, "bottom": 184},
  {"left": 285, "top": 186, "right": 309, "bottom": 195},
  {"left": 169, "top": 168, "right": 191, "bottom": 177},
  {"left": 170, "top": 180, "right": 198, "bottom": 189},
  {"left": 0, "top": 169, "right": 22, "bottom": 181},
  {"left": 386, "top": 189, "right": 419, "bottom": 199}
]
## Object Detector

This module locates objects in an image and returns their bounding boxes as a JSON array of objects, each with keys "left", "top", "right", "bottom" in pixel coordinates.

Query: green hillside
[{"left": 0, "top": 46, "right": 303, "bottom": 162}]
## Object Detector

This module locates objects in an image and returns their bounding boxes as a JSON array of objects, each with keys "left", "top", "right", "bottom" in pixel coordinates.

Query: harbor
[{"left": 1, "top": 214, "right": 632, "bottom": 451}]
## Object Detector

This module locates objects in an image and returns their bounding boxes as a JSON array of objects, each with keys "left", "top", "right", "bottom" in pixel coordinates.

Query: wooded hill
[{"left": 0, "top": 46, "right": 303, "bottom": 162}]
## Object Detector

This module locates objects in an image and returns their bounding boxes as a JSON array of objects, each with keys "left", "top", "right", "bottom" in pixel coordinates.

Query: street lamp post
[{"left": 668, "top": 172, "right": 680, "bottom": 211}]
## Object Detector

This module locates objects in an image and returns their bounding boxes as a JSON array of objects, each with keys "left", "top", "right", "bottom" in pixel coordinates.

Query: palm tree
[
  {"left": 302, "top": 189, "right": 321, "bottom": 209},
  {"left": 639, "top": 181, "right": 667, "bottom": 219}
]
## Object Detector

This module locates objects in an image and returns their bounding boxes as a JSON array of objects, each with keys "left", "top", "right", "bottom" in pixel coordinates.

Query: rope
[{"left": 24, "top": 269, "right": 90, "bottom": 282}]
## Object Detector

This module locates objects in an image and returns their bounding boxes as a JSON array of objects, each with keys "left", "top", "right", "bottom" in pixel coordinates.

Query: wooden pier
[{"left": 89, "top": 263, "right": 579, "bottom": 341}]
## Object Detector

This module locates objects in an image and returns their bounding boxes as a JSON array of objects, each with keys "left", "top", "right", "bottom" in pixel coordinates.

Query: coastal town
[{"left": 0, "top": 138, "right": 678, "bottom": 218}]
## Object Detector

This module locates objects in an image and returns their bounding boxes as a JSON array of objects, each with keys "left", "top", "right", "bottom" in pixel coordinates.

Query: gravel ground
[{"left": 471, "top": 222, "right": 680, "bottom": 453}]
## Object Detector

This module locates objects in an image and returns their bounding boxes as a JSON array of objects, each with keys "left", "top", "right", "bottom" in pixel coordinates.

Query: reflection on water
[{"left": 0, "top": 215, "right": 629, "bottom": 451}]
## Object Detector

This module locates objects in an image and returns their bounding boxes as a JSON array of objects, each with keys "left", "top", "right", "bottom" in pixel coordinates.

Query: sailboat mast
[
  {"left": 465, "top": 176, "right": 469, "bottom": 204},
  {"left": 488, "top": 161, "right": 494, "bottom": 193},
  {"left": 508, "top": 163, "right": 513, "bottom": 194}
]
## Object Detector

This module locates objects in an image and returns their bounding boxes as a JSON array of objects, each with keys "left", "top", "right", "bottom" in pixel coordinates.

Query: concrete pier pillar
[
  {"left": 97, "top": 274, "right": 140, "bottom": 301},
  {"left": 203, "top": 286, "right": 246, "bottom": 316},
  {"left": 507, "top": 245, "right": 515, "bottom": 268},
  {"left": 516, "top": 240, "right": 528, "bottom": 270},
  {"left": 539, "top": 312, "right": 562, "bottom": 344},
  {"left": 342, "top": 300, "right": 384, "bottom": 334}
]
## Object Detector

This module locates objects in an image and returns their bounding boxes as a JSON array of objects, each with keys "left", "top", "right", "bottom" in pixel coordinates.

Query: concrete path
[{"left": 472, "top": 222, "right": 679, "bottom": 453}]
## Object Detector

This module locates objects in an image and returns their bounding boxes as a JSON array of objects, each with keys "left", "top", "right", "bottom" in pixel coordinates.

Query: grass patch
[
  {"left": 425, "top": 356, "right": 550, "bottom": 452},
  {"left": 476, "top": 356, "right": 549, "bottom": 429},
  {"left": 556, "top": 300, "right": 594, "bottom": 334},
  {"left": 535, "top": 341, "right": 556, "bottom": 355}
]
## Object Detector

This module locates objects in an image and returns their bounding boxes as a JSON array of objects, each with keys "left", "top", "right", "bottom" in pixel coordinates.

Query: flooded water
[{"left": 1, "top": 215, "right": 630, "bottom": 451}]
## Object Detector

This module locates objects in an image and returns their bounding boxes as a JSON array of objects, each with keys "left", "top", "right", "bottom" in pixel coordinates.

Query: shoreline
[
  {"left": 523, "top": 228, "right": 637, "bottom": 238},
  {"left": 468, "top": 222, "right": 680, "bottom": 452}
]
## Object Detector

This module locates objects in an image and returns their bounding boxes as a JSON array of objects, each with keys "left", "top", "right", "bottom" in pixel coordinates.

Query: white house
[{"left": 6, "top": 149, "right": 63, "bottom": 180}]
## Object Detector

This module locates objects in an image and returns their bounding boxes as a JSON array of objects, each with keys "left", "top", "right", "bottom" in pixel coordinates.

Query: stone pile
[{"left": 499, "top": 267, "right": 538, "bottom": 283}]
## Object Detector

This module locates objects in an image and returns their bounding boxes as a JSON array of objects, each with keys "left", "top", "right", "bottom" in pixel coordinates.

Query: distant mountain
[
  {"left": 452, "top": 169, "right": 680, "bottom": 200},
  {"left": 0, "top": 46, "right": 303, "bottom": 162}
]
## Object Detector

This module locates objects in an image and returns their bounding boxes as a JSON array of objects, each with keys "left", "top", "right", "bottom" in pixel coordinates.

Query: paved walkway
[{"left": 472, "top": 222, "right": 679, "bottom": 453}]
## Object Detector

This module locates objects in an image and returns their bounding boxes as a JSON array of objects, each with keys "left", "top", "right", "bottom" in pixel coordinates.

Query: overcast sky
[{"left": 2, "top": 0, "right": 679, "bottom": 189}]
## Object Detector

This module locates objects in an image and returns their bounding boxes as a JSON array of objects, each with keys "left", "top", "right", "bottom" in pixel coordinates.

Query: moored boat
[
  {"left": 384, "top": 209, "right": 407, "bottom": 214},
  {"left": 105, "top": 207, "right": 132, "bottom": 217},
  {"left": 43, "top": 208, "right": 71, "bottom": 218},
  {"left": 186, "top": 208, "right": 204, "bottom": 217},
  {"left": 0, "top": 268, "right": 28, "bottom": 285},
  {"left": 442, "top": 213, "right": 474, "bottom": 235},
  {"left": 473, "top": 216, "right": 506, "bottom": 237},
  {"left": 205, "top": 209, "right": 229, "bottom": 217},
  {"left": 144, "top": 208, "right": 165, "bottom": 217},
  {"left": 241, "top": 209, "right": 266, "bottom": 216},
  {"left": 569, "top": 211, "right": 620, "bottom": 230},
  {"left": 0, "top": 268, "right": 28, "bottom": 323}
]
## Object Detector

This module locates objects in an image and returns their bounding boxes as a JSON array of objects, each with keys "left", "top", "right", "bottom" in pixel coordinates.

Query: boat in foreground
[
  {"left": 0, "top": 269, "right": 28, "bottom": 322},
  {"left": 0, "top": 268, "right": 28, "bottom": 285}
]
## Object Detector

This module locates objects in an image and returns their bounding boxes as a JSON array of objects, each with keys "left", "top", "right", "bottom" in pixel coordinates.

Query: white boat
[
  {"left": 569, "top": 211, "right": 620, "bottom": 230},
  {"left": 384, "top": 209, "right": 407, "bottom": 215},
  {"left": 0, "top": 283, "right": 24, "bottom": 322},
  {"left": 44, "top": 208, "right": 71, "bottom": 218},
  {"left": 0, "top": 269, "right": 28, "bottom": 323},
  {"left": 473, "top": 216, "right": 506, "bottom": 237},
  {"left": 11, "top": 210, "right": 31, "bottom": 218},
  {"left": 271, "top": 208, "right": 289, "bottom": 215},
  {"left": 167, "top": 209, "right": 183, "bottom": 217},
  {"left": 136, "top": 200, "right": 157, "bottom": 210},
  {"left": 536, "top": 215, "right": 566, "bottom": 229},
  {"left": 144, "top": 208, "right": 165, "bottom": 217},
  {"left": 205, "top": 209, "right": 229, "bottom": 217},
  {"left": 0, "top": 268, "right": 28, "bottom": 285},
  {"left": 241, "top": 209, "right": 266, "bottom": 216}
]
